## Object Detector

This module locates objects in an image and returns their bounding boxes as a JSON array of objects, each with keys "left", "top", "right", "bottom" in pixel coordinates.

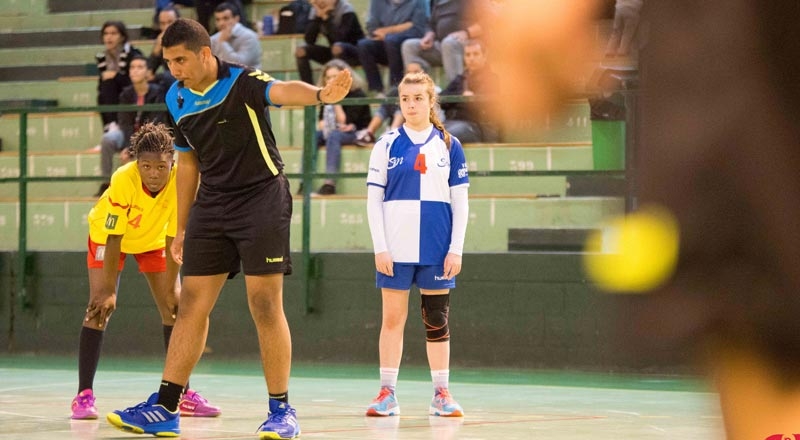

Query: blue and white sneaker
[
  {"left": 366, "top": 386, "right": 400, "bottom": 416},
  {"left": 106, "top": 392, "right": 180, "bottom": 437},
  {"left": 257, "top": 399, "right": 300, "bottom": 440},
  {"left": 429, "top": 387, "right": 464, "bottom": 417}
]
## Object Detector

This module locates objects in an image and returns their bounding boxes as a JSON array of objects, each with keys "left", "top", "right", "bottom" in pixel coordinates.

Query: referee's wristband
[{"left": 316, "top": 88, "right": 324, "bottom": 104}]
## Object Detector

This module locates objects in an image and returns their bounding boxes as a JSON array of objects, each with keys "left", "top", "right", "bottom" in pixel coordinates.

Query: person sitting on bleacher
[
  {"left": 308, "top": 59, "right": 371, "bottom": 195},
  {"left": 147, "top": 6, "right": 180, "bottom": 91},
  {"left": 153, "top": 0, "right": 194, "bottom": 29},
  {"left": 400, "top": 0, "right": 490, "bottom": 86},
  {"left": 210, "top": 1, "right": 262, "bottom": 69},
  {"left": 153, "top": 0, "right": 249, "bottom": 33},
  {"left": 95, "top": 21, "right": 143, "bottom": 129},
  {"left": 96, "top": 55, "right": 168, "bottom": 196},
  {"left": 357, "top": 0, "right": 429, "bottom": 96},
  {"left": 439, "top": 39, "right": 498, "bottom": 144},
  {"left": 295, "top": 0, "right": 365, "bottom": 85}
]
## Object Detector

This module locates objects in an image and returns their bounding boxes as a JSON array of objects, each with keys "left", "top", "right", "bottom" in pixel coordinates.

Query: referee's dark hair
[
  {"left": 162, "top": 18, "right": 211, "bottom": 53},
  {"left": 129, "top": 122, "right": 174, "bottom": 159}
]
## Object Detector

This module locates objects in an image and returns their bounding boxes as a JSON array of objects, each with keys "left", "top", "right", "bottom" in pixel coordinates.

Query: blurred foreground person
[{"left": 484, "top": 1, "right": 800, "bottom": 438}]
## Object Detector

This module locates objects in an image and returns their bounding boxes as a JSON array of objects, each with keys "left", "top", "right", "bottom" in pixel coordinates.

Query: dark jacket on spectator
[
  {"left": 317, "top": 88, "right": 372, "bottom": 130},
  {"left": 305, "top": 0, "right": 365, "bottom": 46},
  {"left": 117, "top": 83, "right": 167, "bottom": 149}
]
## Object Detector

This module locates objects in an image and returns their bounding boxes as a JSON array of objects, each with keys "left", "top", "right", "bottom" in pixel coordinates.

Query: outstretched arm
[{"left": 269, "top": 69, "right": 352, "bottom": 106}]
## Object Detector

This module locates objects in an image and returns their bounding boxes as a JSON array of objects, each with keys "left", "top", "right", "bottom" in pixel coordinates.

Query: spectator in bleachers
[
  {"left": 95, "top": 21, "right": 143, "bottom": 128},
  {"left": 295, "top": 0, "right": 365, "bottom": 85},
  {"left": 147, "top": 6, "right": 180, "bottom": 91},
  {"left": 210, "top": 1, "right": 262, "bottom": 69},
  {"left": 153, "top": 0, "right": 195, "bottom": 30},
  {"left": 198, "top": 0, "right": 248, "bottom": 32},
  {"left": 305, "top": 59, "right": 371, "bottom": 195},
  {"left": 400, "top": 0, "right": 489, "bottom": 86},
  {"left": 439, "top": 39, "right": 499, "bottom": 144},
  {"left": 357, "top": 0, "right": 429, "bottom": 95},
  {"left": 95, "top": 55, "right": 168, "bottom": 196},
  {"left": 154, "top": 0, "right": 247, "bottom": 33}
]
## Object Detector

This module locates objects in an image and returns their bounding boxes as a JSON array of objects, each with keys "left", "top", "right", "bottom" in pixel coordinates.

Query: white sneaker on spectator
[{"left": 354, "top": 129, "right": 376, "bottom": 147}]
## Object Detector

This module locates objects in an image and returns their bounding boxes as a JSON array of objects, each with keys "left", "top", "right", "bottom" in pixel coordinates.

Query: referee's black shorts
[{"left": 182, "top": 173, "right": 292, "bottom": 277}]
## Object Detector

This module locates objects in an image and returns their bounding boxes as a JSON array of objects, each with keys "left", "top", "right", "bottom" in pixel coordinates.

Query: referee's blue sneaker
[
  {"left": 257, "top": 399, "right": 300, "bottom": 440},
  {"left": 106, "top": 392, "right": 180, "bottom": 437}
]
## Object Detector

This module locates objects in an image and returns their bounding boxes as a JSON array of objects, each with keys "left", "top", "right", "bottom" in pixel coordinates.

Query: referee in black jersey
[{"left": 107, "top": 18, "right": 351, "bottom": 440}]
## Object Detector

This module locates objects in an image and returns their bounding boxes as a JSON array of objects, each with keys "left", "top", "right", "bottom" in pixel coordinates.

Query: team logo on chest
[{"left": 388, "top": 157, "right": 404, "bottom": 169}]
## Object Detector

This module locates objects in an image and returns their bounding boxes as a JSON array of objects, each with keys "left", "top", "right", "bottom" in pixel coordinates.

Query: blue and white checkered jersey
[{"left": 367, "top": 125, "right": 470, "bottom": 265}]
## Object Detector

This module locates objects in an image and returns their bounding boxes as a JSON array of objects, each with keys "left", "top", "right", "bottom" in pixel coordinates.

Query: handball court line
[{"left": 0, "top": 357, "right": 722, "bottom": 439}]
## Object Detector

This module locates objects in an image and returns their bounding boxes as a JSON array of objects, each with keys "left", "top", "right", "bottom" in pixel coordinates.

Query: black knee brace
[{"left": 421, "top": 294, "right": 450, "bottom": 342}]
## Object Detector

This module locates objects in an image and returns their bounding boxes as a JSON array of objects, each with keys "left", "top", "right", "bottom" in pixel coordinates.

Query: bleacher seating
[{"left": 0, "top": 0, "right": 625, "bottom": 253}]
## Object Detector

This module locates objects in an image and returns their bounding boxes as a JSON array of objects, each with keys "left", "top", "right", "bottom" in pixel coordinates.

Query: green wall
[{"left": 0, "top": 252, "right": 687, "bottom": 373}]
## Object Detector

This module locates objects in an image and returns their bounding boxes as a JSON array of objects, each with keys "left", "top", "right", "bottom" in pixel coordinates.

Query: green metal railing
[{"left": 2, "top": 96, "right": 629, "bottom": 317}]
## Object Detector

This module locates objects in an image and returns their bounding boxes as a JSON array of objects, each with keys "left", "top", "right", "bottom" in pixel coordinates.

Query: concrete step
[
  {"left": 0, "top": 36, "right": 295, "bottom": 69},
  {"left": 0, "top": 98, "right": 592, "bottom": 154},
  {"left": 0, "top": 112, "right": 106, "bottom": 152},
  {"left": 0, "top": 25, "right": 146, "bottom": 49},
  {"left": 0, "top": 64, "right": 97, "bottom": 81},
  {"left": 0, "top": 142, "right": 595, "bottom": 198},
  {"left": 47, "top": 0, "right": 152, "bottom": 13},
  {"left": 0, "top": 195, "right": 624, "bottom": 252},
  {"left": 0, "top": 43, "right": 153, "bottom": 68},
  {"left": 0, "top": 0, "right": 47, "bottom": 17},
  {"left": 0, "top": 144, "right": 595, "bottom": 175},
  {"left": 0, "top": 9, "right": 154, "bottom": 31},
  {"left": 0, "top": 78, "right": 97, "bottom": 107},
  {"left": 0, "top": 106, "right": 306, "bottom": 151}
]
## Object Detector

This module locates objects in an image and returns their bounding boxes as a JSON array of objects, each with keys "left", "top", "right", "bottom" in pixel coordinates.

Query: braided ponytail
[{"left": 429, "top": 106, "right": 451, "bottom": 150}]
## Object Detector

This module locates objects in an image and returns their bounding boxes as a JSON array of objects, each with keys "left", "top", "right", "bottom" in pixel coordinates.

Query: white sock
[
  {"left": 380, "top": 368, "right": 399, "bottom": 390},
  {"left": 431, "top": 369, "right": 450, "bottom": 390}
]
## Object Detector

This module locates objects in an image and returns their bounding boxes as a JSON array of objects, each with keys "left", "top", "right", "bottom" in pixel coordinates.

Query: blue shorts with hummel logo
[{"left": 376, "top": 263, "right": 455, "bottom": 290}]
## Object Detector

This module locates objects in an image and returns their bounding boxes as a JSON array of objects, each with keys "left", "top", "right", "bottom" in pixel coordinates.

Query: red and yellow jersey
[{"left": 88, "top": 161, "right": 177, "bottom": 254}]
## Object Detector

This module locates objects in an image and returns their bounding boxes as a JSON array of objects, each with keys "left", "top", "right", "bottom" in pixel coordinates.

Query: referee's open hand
[{"left": 319, "top": 69, "right": 352, "bottom": 104}]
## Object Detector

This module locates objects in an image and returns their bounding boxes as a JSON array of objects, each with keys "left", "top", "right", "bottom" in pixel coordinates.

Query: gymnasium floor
[{"left": 0, "top": 355, "right": 723, "bottom": 439}]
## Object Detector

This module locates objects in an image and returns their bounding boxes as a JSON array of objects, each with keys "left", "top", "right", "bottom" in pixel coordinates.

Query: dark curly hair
[{"left": 129, "top": 122, "right": 174, "bottom": 159}]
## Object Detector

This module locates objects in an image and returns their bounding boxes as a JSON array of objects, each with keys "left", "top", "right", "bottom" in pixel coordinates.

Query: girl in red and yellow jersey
[{"left": 72, "top": 122, "right": 220, "bottom": 420}]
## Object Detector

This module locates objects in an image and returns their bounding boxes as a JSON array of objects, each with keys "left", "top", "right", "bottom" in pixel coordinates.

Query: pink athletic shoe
[
  {"left": 179, "top": 389, "right": 221, "bottom": 417},
  {"left": 429, "top": 387, "right": 464, "bottom": 417},
  {"left": 71, "top": 389, "right": 98, "bottom": 420}
]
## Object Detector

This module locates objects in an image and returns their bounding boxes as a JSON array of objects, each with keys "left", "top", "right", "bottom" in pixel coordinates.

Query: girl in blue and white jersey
[{"left": 365, "top": 71, "right": 469, "bottom": 418}]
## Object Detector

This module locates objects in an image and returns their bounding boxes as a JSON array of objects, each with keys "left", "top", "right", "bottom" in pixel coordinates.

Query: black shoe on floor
[{"left": 317, "top": 183, "right": 336, "bottom": 195}]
